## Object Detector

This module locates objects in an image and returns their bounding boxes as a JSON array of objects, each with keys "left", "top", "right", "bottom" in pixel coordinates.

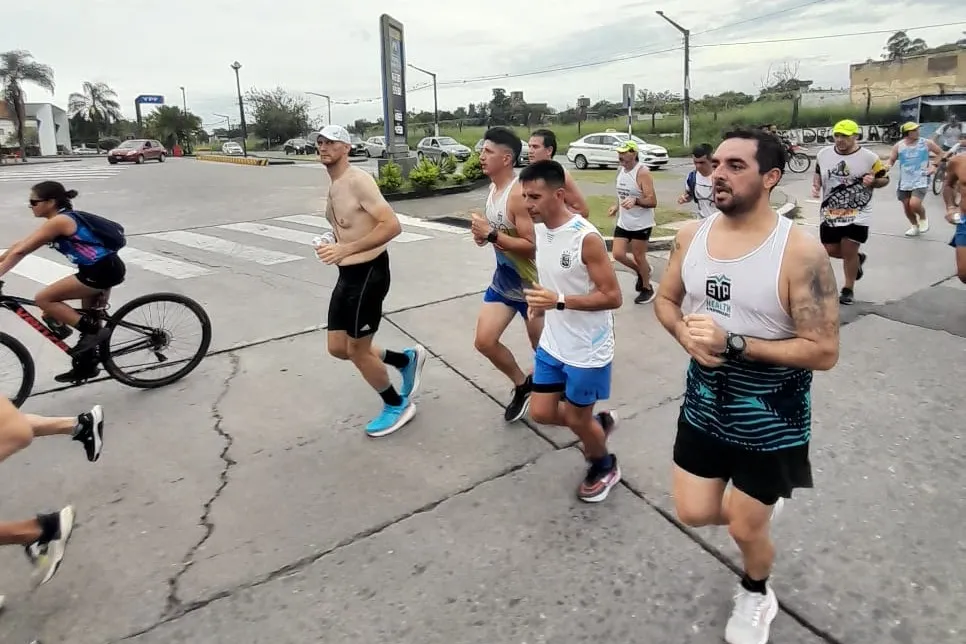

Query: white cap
[{"left": 317, "top": 124, "right": 351, "bottom": 144}]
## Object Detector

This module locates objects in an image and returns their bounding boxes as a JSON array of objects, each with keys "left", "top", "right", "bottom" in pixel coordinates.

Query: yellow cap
[
  {"left": 832, "top": 119, "right": 860, "bottom": 136},
  {"left": 900, "top": 121, "right": 920, "bottom": 133},
  {"left": 615, "top": 140, "right": 639, "bottom": 153}
]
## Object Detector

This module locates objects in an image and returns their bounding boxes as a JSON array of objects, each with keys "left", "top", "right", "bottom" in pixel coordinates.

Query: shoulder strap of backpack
[{"left": 686, "top": 170, "right": 696, "bottom": 199}]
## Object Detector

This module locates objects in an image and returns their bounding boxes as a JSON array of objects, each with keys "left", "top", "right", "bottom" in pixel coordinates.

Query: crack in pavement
[{"left": 162, "top": 351, "right": 241, "bottom": 618}]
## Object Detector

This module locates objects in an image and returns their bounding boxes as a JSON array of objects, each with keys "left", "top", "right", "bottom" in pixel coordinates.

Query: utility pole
[
  {"left": 179, "top": 86, "right": 187, "bottom": 115},
  {"left": 408, "top": 64, "right": 439, "bottom": 136},
  {"left": 230, "top": 61, "right": 248, "bottom": 157},
  {"left": 306, "top": 92, "right": 332, "bottom": 125},
  {"left": 656, "top": 10, "right": 691, "bottom": 147}
]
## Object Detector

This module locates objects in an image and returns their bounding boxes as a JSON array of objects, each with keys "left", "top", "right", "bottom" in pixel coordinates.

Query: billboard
[{"left": 379, "top": 15, "right": 407, "bottom": 156}]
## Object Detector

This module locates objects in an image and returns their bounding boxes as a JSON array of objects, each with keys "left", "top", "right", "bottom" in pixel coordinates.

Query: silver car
[{"left": 416, "top": 136, "right": 472, "bottom": 164}]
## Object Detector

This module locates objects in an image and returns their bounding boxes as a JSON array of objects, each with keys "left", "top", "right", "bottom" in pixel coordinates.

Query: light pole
[
  {"left": 214, "top": 112, "right": 232, "bottom": 133},
  {"left": 179, "top": 86, "right": 187, "bottom": 115},
  {"left": 408, "top": 64, "right": 439, "bottom": 136},
  {"left": 656, "top": 10, "right": 691, "bottom": 147},
  {"left": 230, "top": 61, "right": 249, "bottom": 157},
  {"left": 306, "top": 92, "right": 332, "bottom": 125}
]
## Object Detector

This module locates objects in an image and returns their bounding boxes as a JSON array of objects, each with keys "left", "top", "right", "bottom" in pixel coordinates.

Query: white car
[
  {"left": 566, "top": 131, "right": 668, "bottom": 170},
  {"left": 365, "top": 136, "right": 387, "bottom": 158},
  {"left": 221, "top": 141, "right": 244, "bottom": 156},
  {"left": 474, "top": 138, "right": 530, "bottom": 166}
]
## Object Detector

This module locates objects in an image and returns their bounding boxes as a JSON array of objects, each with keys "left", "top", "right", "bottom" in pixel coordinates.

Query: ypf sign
[
  {"left": 134, "top": 94, "right": 165, "bottom": 130},
  {"left": 379, "top": 14, "right": 408, "bottom": 157}
]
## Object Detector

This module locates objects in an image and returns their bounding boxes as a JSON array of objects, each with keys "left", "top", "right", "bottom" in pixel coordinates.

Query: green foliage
[
  {"left": 461, "top": 153, "right": 484, "bottom": 181},
  {"left": 408, "top": 158, "right": 441, "bottom": 191},
  {"left": 439, "top": 153, "right": 457, "bottom": 175},
  {"left": 450, "top": 172, "right": 467, "bottom": 185},
  {"left": 377, "top": 160, "right": 404, "bottom": 193},
  {"left": 143, "top": 105, "right": 204, "bottom": 150},
  {"left": 244, "top": 86, "right": 310, "bottom": 142}
]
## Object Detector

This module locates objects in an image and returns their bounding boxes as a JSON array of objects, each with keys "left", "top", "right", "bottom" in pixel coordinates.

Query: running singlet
[
  {"left": 49, "top": 210, "right": 114, "bottom": 266},
  {"left": 615, "top": 162, "right": 655, "bottom": 231},
  {"left": 485, "top": 176, "right": 538, "bottom": 301},
  {"left": 896, "top": 138, "right": 930, "bottom": 190},
  {"left": 534, "top": 215, "right": 614, "bottom": 368},
  {"left": 679, "top": 213, "right": 812, "bottom": 451},
  {"left": 686, "top": 170, "right": 716, "bottom": 219},
  {"left": 815, "top": 146, "right": 884, "bottom": 227}
]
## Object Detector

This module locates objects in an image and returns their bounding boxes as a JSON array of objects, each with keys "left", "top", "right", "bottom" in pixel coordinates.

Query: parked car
[
  {"left": 222, "top": 141, "right": 244, "bottom": 156},
  {"left": 566, "top": 131, "right": 668, "bottom": 170},
  {"left": 416, "top": 136, "right": 472, "bottom": 164},
  {"left": 348, "top": 134, "right": 367, "bottom": 157},
  {"left": 282, "top": 138, "right": 314, "bottom": 155},
  {"left": 365, "top": 135, "right": 387, "bottom": 158},
  {"left": 108, "top": 139, "right": 166, "bottom": 164},
  {"left": 72, "top": 146, "right": 99, "bottom": 156},
  {"left": 474, "top": 137, "right": 530, "bottom": 166}
]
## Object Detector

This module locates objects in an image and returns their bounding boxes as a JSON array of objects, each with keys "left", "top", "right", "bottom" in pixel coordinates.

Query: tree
[
  {"left": 882, "top": 31, "right": 928, "bottom": 60},
  {"left": 488, "top": 88, "right": 511, "bottom": 125},
  {"left": 244, "top": 87, "right": 310, "bottom": 143},
  {"left": 636, "top": 89, "right": 680, "bottom": 131},
  {"left": 144, "top": 105, "right": 203, "bottom": 152},
  {"left": 68, "top": 81, "right": 122, "bottom": 154},
  {"left": 0, "top": 50, "right": 54, "bottom": 161}
]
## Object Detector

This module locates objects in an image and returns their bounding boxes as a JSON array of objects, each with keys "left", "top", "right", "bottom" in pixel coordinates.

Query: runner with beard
[
  {"left": 812, "top": 120, "right": 890, "bottom": 304},
  {"left": 655, "top": 128, "right": 840, "bottom": 644}
]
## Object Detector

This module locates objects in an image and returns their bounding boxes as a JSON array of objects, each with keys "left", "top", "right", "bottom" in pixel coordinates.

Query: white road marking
[
  {"left": 272, "top": 215, "right": 431, "bottom": 243},
  {"left": 395, "top": 213, "right": 471, "bottom": 234},
  {"left": 219, "top": 222, "right": 319, "bottom": 245},
  {"left": 0, "top": 250, "right": 74, "bottom": 285},
  {"left": 146, "top": 230, "right": 303, "bottom": 265},
  {"left": 0, "top": 165, "right": 127, "bottom": 182},
  {"left": 118, "top": 247, "right": 213, "bottom": 279}
]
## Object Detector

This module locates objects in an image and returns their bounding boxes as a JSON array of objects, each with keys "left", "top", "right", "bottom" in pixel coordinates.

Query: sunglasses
[{"left": 28, "top": 198, "right": 48, "bottom": 206}]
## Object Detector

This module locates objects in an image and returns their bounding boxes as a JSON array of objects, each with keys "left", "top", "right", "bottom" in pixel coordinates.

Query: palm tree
[
  {"left": 68, "top": 81, "right": 122, "bottom": 153},
  {"left": 144, "top": 105, "right": 203, "bottom": 152},
  {"left": 0, "top": 50, "right": 55, "bottom": 162}
]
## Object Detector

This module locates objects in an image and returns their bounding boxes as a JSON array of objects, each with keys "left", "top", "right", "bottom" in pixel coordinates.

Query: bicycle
[
  {"left": 932, "top": 158, "right": 947, "bottom": 196},
  {"left": 784, "top": 143, "right": 811, "bottom": 174},
  {"left": 0, "top": 280, "right": 212, "bottom": 408}
]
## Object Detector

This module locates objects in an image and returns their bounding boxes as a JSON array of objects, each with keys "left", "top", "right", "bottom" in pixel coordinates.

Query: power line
[
  {"left": 692, "top": 0, "right": 833, "bottom": 37},
  {"left": 692, "top": 21, "right": 966, "bottom": 48}
]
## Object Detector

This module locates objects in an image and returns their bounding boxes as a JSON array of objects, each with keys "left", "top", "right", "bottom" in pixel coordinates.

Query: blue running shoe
[
  {"left": 399, "top": 345, "right": 428, "bottom": 398},
  {"left": 365, "top": 397, "right": 416, "bottom": 437}
]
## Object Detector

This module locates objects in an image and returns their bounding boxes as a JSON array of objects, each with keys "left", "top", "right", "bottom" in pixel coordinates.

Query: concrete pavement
[{"left": 0, "top": 157, "right": 962, "bottom": 643}]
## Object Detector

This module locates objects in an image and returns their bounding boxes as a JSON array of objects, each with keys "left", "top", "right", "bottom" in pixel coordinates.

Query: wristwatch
[
  {"left": 555, "top": 293, "right": 566, "bottom": 310},
  {"left": 486, "top": 230, "right": 499, "bottom": 244},
  {"left": 725, "top": 332, "right": 746, "bottom": 359}
]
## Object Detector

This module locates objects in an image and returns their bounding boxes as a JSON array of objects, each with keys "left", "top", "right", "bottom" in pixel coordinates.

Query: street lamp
[
  {"left": 656, "top": 10, "right": 691, "bottom": 147},
  {"left": 408, "top": 64, "right": 439, "bottom": 137},
  {"left": 179, "top": 86, "right": 187, "bottom": 115},
  {"left": 306, "top": 91, "right": 332, "bottom": 125},
  {"left": 230, "top": 61, "right": 249, "bottom": 157},
  {"left": 214, "top": 112, "right": 232, "bottom": 133}
]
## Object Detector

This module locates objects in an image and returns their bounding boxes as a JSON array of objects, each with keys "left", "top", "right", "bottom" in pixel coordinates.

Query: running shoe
[
  {"left": 399, "top": 345, "right": 428, "bottom": 398},
  {"left": 577, "top": 455, "right": 621, "bottom": 503},
  {"left": 504, "top": 374, "right": 532, "bottom": 422},
  {"left": 725, "top": 583, "right": 779, "bottom": 644},
  {"left": 366, "top": 397, "right": 416, "bottom": 438},
  {"left": 856, "top": 252, "right": 866, "bottom": 281},
  {"left": 73, "top": 404, "right": 104, "bottom": 462},
  {"left": 24, "top": 506, "right": 75, "bottom": 586},
  {"left": 635, "top": 285, "right": 656, "bottom": 304}
]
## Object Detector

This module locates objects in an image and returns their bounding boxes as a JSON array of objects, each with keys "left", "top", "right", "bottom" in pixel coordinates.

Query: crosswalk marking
[
  {"left": 145, "top": 230, "right": 303, "bottom": 265},
  {"left": 118, "top": 247, "right": 213, "bottom": 279},
  {"left": 271, "top": 215, "right": 432, "bottom": 243},
  {"left": 0, "top": 250, "right": 74, "bottom": 284},
  {"left": 219, "top": 222, "right": 320, "bottom": 245},
  {"left": 0, "top": 163, "right": 127, "bottom": 183}
]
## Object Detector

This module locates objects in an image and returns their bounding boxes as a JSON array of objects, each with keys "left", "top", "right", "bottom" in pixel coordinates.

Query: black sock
[
  {"left": 382, "top": 349, "right": 410, "bottom": 370},
  {"left": 593, "top": 453, "right": 615, "bottom": 471},
  {"left": 378, "top": 384, "right": 403, "bottom": 407},
  {"left": 76, "top": 315, "right": 99, "bottom": 335},
  {"left": 741, "top": 574, "right": 768, "bottom": 595},
  {"left": 35, "top": 512, "right": 60, "bottom": 544},
  {"left": 517, "top": 374, "right": 532, "bottom": 391}
]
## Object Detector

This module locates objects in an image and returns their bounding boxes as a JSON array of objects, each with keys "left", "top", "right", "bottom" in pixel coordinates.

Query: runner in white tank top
[
  {"left": 517, "top": 159, "right": 624, "bottom": 504},
  {"left": 654, "top": 130, "right": 841, "bottom": 644},
  {"left": 608, "top": 140, "right": 658, "bottom": 304}
]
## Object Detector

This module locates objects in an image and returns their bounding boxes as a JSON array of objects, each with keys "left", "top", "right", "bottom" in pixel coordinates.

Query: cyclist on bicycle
[{"left": 0, "top": 181, "right": 126, "bottom": 382}]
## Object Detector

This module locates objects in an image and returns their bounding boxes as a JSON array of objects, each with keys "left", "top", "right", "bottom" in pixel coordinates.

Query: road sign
[
  {"left": 622, "top": 84, "right": 635, "bottom": 109},
  {"left": 135, "top": 95, "right": 164, "bottom": 105},
  {"left": 379, "top": 14, "right": 408, "bottom": 157}
]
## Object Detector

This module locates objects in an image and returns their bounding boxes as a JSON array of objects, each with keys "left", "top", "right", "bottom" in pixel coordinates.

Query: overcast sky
[{"left": 3, "top": 0, "right": 964, "bottom": 130}]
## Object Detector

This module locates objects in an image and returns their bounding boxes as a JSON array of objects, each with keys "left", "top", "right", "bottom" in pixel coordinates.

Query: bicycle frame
[{"left": 0, "top": 293, "right": 72, "bottom": 353}]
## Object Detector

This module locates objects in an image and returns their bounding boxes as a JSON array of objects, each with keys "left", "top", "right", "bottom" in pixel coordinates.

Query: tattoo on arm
[{"left": 792, "top": 253, "right": 840, "bottom": 338}]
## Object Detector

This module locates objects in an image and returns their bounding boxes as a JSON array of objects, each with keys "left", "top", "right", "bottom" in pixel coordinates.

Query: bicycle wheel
[
  {"left": 100, "top": 292, "right": 212, "bottom": 389},
  {"left": 787, "top": 153, "right": 811, "bottom": 173},
  {"left": 0, "top": 332, "right": 35, "bottom": 408},
  {"left": 932, "top": 167, "right": 945, "bottom": 196}
]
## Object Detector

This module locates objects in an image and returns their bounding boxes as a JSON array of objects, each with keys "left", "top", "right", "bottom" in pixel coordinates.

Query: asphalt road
[{"left": 0, "top": 157, "right": 962, "bottom": 643}]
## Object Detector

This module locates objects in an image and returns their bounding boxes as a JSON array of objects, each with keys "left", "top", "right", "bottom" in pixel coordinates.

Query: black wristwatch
[
  {"left": 486, "top": 230, "right": 499, "bottom": 244},
  {"left": 725, "top": 332, "right": 746, "bottom": 359},
  {"left": 555, "top": 293, "right": 566, "bottom": 310}
]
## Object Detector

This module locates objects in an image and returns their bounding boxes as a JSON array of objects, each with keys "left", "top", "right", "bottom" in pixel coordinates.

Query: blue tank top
[
  {"left": 50, "top": 210, "right": 115, "bottom": 266},
  {"left": 897, "top": 138, "right": 930, "bottom": 190}
]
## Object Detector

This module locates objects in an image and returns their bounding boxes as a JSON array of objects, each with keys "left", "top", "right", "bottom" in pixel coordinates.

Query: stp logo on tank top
[{"left": 705, "top": 274, "right": 732, "bottom": 317}]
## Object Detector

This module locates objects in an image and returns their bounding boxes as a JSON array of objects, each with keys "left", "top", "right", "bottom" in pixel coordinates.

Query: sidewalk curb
[{"left": 196, "top": 154, "right": 269, "bottom": 167}]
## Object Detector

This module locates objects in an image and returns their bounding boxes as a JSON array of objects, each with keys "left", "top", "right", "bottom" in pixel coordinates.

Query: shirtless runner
[
  {"left": 943, "top": 154, "right": 966, "bottom": 283},
  {"left": 527, "top": 129, "right": 589, "bottom": 217},
  {"left": 315, "top": 125, "right": 428, "bottom": 437}
]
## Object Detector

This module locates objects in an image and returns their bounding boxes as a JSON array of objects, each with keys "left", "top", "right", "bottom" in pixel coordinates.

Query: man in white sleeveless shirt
[
  {"left": 655, "top": 129, "right": 841, "bottom": 644},
  {"left": 519, "top": 160, "right": 624, "bottom": 503},
  {"left": 608, "top": 140, "right": 658, "bottom": 304}
]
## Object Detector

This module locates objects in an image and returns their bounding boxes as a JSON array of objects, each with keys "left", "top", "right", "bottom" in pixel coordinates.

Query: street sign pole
[
  {"left": 622, "top": 84, "right": 635, "bottom": 137},
  {"left": 134, "top": 95, "right": 165, "bottom": 135},
  {"left": 379, "top": 14, "right": 408, "bottom": 160}
]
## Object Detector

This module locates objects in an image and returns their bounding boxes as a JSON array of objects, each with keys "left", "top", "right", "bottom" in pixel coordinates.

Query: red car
[{"left": 108, "top": 139, "right": 166, "bottom": 164}]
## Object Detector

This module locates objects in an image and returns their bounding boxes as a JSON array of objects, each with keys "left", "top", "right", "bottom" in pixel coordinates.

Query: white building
[{"left": 0, "top": 102, "right": 72, "bottom": 156}]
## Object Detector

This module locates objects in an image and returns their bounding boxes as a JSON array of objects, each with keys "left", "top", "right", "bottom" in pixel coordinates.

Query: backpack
[
  {"left": 685, "top": 170, "right": 697, "bottom": 202},
  {"left": 68, "top": 210, "right": 127, "bottom": 251}
]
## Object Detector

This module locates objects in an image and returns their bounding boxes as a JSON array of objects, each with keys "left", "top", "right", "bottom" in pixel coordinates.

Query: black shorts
[
  {"left": 613, "top": 226, "right": 652, "bottom": 241},
  {"left": 673, "top": 412, "right": 813, "bottom": 506},
  {"left": 819, "top": 222, "right": 869, "bottom": 245},
  {"left": 75, "top": 254, "right": 126, "bottom": 290},
  {"left": 327, "top": 251, "right": 390, "bottom": 338}
]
